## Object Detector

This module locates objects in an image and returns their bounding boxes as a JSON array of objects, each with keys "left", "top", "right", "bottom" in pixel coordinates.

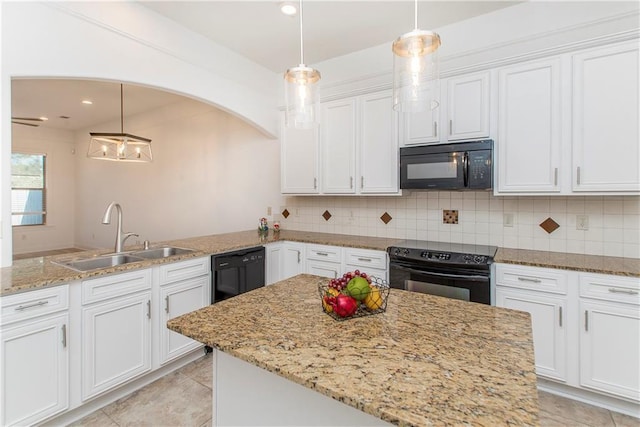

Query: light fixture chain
[
  {"left": 120, "top": 84, "right": 124, "bottom": 134},
  {"left": 299, "top": 0, "right": 304, "bottom": 65}
]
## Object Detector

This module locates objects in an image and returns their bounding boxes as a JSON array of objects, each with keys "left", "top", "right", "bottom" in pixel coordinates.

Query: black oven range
[{"left": 387, "top": 240, "right": 497, "bottom": 305}]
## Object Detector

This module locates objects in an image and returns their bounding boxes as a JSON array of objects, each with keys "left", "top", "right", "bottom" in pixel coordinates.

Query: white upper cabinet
[
  {"left": 447, "top": 72, "right": 491, "bottom": 141},
  {"left": 321, "top": 99, "right": 357, "bottom": 194},
  {"left": 280, "top": 114, "right": 320, "bottom": 194},
  {"left": 400, "top": 71, "right": 491, "bottom": 146},
  {"left": 497, "top": 58, "right": 563, "bottom": 193},
  {"left": 572, "top": 41, "right": 640, "bottom": 193},
  {"left": 359, "top": 91, "right": 399, "bottom": 194}
]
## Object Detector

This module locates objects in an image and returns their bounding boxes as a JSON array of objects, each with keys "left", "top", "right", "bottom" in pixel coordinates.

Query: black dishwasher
[{"left": 212, "top": 246, "right": 265, "bottom": 303}]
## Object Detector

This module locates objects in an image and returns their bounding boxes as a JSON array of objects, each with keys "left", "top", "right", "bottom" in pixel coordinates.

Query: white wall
[
  {"left": 0, "top": 1, "right": 280, "bottom": 266},
  {"left": 74, "top": 99, "right": 284, "bottom": 250},
  {"left": 279, "top": 193, "right": 640, "bottom": 259},
  {"left": 11, "top": 125, "right": 76, "bottom": 254}
]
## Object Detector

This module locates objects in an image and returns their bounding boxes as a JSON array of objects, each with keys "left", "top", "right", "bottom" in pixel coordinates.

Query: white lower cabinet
[
  {"left": 158, "top": 259, "right": 210, "bottom": 365},
  {"left": 81, "top": 269, "right": 153, "bottom": 401},
  {"left": 0, "top": 285, "right": 69, "bottom": 427},
  {"left": 281, "top": 242, "right": 306, "bottom": 280},
  {"left": 306, "top": 244, "right": 343, "bottom": 279},
  {"left": 579, "top": 274, "right": 640, "bottom": 401},
  {"left": 496, "top": 264, "right": 640, "bottom": 405},
  {"left": 344, "top": 247, "right": 388, "bottom": 281}
]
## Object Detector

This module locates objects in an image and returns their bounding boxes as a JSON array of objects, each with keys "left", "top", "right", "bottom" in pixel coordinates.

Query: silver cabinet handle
[
  {"left": 434, "top": 122, "right": 438, "bottom": 137},
  {"left": 360, "top": 176, "right": 364, "bottom": 189},
  {"left": 449, "top": 119, "right": 453, "bottom": 135},
  {"left": 334, "top": 271, "right": 338, "bottom": 279},
  {"left": 165, "top": 295, "right": 170, "bottom": 313},
  {"left": 585, "top": 310, "right": 589, "bottom": 332},
  {"left": 297, "top": 250, "right": 301, "bottom": 264},
  {"left": 608, "top": 288, "right": 639, "bottom": 295},
  {"left": 577, "top": 166, "right": 581, "bottom": 185},
  {"left": 15, "top": 300, "right": 49, "bottom": 311},
  {"left": 147, "top": 300, "right": 151, "bottom": 319},
  {"left": 517, "top": 277, "right": 542, "bottom": 283},
  {"left": 313, "top": 178, "right": 317, "bottom": 189},
  {"left": 316, "top": 252, "right": 328, "bottom": 256},
  {"left": 357, "top": 257, "right": 372, "bottom": 262},
  {"left": 559, "top": 306, "right": 562, "bottom": 327},
  {"left": 554, "top": 168, "right": 558, "bottom": 186},
  {"left": 350, "top": 176, "right": 353, "bottom": 189},
  {"left": 62, "top": 324, "right": 67, "bottom": 348}
]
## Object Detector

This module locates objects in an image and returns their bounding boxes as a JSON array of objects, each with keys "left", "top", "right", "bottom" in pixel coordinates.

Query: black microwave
[{"left": 400, "top": 140, "right": 493, "bottom": 190}]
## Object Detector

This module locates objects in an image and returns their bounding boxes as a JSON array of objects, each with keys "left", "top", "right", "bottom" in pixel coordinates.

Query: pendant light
[
  {"left": 87, "top": 84, "right": 153, "bottom": 162},
  {"left": 284, "top": 0, "right": 321, "bottom": 129},
  {"left": 392, "top": 0, "right": 441, "bottom": 113}
]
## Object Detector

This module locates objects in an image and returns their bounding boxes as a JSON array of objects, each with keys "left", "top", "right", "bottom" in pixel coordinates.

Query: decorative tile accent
[
  {"left": 380, "top": 212, "right": 392, "bottom": 224},
  {"left": 443, "top": 210, "right": 459, "bottom": 224},
  {"left": 322, "top": 210, "right": 332, "bottom": 221},
  {"left": 282, "top": 209, "right": 290, "bottom": 219},
  {"left": 540, "top": 217, "right": 560, "bottom": 234}
]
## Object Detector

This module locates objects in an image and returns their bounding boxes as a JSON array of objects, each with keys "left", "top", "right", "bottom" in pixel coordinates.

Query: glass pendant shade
[
  {"left": 87, "top": 133, "right": 152, "bottom": 162},
  {"left": 87, "top": 84, "right": 153, "bottom": 162},
  {"left": 392, "top": 29, "right": 441, "bottom": 113},
  {"left": 284, "top": 65, "right": 321, "bottom": 129}
]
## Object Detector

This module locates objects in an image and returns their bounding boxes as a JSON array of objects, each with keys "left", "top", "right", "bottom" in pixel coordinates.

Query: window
[{"left": 11, "top": 153, "right": 46, "bottom": 226}]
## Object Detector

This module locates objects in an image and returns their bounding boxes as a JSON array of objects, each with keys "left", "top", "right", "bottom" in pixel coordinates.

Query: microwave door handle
[
  {"left": 391, "top": 263, "right": 488, "bottom": 281},
  {"left": 462, "top": 152, "right": 469, "bottom": 187}
]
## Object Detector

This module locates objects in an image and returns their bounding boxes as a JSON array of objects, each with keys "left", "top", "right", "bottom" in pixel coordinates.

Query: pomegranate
[{"left": 327, "top": 294, "right": 359, "bottom": 318}]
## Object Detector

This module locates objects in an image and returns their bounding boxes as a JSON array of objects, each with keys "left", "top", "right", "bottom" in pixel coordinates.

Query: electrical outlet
[
  {"left": 503, "top": 213, "right": 514, "bottom": 227},
  {"left": 267, "top": 206, "right": 272, "bottom": 216},
  {"left": 576, "top": 215, "right": 589, "bottom": 230}
]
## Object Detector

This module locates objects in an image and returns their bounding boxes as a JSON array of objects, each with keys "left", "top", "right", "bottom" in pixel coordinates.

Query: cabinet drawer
[
  {"left": 1, "top": 285, "right": 69, "bottom": 326},
  {"left": 344, "top": 248, "right": 387, "bottom": 271},
  {"left": 159, "top": 257, "right": 210, "bottom": 285},
  {"left": 580, "top": 273, "right": 640, "bottom": 305},
  {"left": 495, "top": 264, "right": 568, "bottom": 294},
  {"left": 82, "top": 269, "right": 152, "bottom": 305},
  {"left": 306, "top": 244, "right": 342, "bottom": 263}
]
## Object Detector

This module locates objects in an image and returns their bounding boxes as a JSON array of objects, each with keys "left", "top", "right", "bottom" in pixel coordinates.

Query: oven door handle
[{"left": 390, "top": 263, "right": 489, "bottom": 281}]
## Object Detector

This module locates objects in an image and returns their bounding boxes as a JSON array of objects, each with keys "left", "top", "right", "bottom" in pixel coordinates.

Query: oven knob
[
  {"left": 463, "top": 255, "right": 472, "bottom": 263},
  {"left": 393, "top": 249, "right": 400, "bottom": 255},
  {"left": 473, "top": 255, "right": 485, "bottom": 264},
  {"left": 403, "top": 249, "right": 411, "bottom": 255}
]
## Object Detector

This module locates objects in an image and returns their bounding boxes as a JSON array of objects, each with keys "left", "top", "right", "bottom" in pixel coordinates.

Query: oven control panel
[
  {"left": 389, "top": 247, "right": 491, "bottom": 266},
  {"left": 421, "top": 251, "right": 450, "bottom": 260}
]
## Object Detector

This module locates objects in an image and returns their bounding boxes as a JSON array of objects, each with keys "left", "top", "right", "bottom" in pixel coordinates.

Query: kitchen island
[{"left": 168, "top": 274, "right": 539, "bottom": 426}]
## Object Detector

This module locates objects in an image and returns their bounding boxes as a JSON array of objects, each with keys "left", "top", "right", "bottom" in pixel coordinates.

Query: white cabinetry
[
  {"left": 572, "top": 41, "right": 640, "bottom": 192},
  {"left": 321, "top": 99, "right": 357, "bottom": 194},
  {"left": 81, "top": 269, "right": 153, "bottom": 401},
  {"left": 497, "top": 58, "right": 562, "bottom": 193},
  {"left": 267, "top": 242, "right": 306, "bottom": 284},
  {"left": 495, "top": 264, "right": 568, "bottom": 381},
  {"left": 400, "top": 71, "right": 491, "bottom": 146},
  {"left": 158, "top": 257, "right": 210, "bottom": 365},
  {"left": 319, "top": 91, "right": 399, "bottom": 194},
  {"left": 280, "top": 114, "right": 319, "bottom": 194},
  {"left": 579, "top": 273, "right": 640, "bottom": 401},
  {"left": 305, "top": 244, "right": 343, "bottom": 279},
  {"left": 1, "top": 285, "right": 69, "bottom": 426},
  {"left": 344, "top": 247, "right": 388, "bottom": 281}
]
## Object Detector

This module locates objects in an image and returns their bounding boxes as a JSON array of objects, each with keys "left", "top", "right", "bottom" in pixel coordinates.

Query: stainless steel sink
[
  {"left": 130, "top": 246, "right": 194, "bottom": 259},
  {"left": 55, "top": 254, "right": 145, "bottom": 272}
]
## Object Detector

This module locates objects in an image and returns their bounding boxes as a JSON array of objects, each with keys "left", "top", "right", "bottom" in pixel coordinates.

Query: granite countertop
[
  {"left": 168, "top": 274, "right": 539, "bottom": 426},
  {"left": 0, "top": 230, "right": 400, "bottom": 297},
  {"left": 495, "top": 248, "right": 640, "bottom": 278}
]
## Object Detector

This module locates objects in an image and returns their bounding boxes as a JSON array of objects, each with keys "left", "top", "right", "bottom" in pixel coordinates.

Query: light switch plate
[
  {"left": 503, "top": 213, "right": 514, "bottom": 227},
  {"left": 576, "top": 215, "right": 589, "bottom": 230}
]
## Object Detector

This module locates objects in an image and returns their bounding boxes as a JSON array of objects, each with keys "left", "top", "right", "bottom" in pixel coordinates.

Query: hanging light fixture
[
  {"left": 87, "top": 84, "right": 153, "bottom": 162},
  {"left": 284, "top": 0, "right": 321, "bottom": 129},
  {"left": 392, "top": 0, "right": 441, "bottom": 113}
]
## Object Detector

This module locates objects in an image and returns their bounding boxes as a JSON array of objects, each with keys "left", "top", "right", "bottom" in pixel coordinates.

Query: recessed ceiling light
[
  {"left": 280, "top": 2, "right": 297, "bottom": 16},
  {"left": 82, "top": 100, "right": 93, "bottom": 105},
  {"left": 39, "top": 116, "right": 48, "bottom": 121}
]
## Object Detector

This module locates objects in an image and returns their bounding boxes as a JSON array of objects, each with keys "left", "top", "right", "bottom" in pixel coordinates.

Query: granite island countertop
[{"left": 168, "top": 274, "right": 539, "bottom": 426}]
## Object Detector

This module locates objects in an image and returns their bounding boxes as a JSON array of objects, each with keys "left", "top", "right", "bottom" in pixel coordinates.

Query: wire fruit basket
[{"left": 318, "top": 275, "right": 390, "bottom": 321}]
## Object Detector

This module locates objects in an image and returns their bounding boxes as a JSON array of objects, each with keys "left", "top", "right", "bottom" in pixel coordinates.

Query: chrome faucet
[{"left": 102, "top": 202, "right": 138, "bottom": 253}]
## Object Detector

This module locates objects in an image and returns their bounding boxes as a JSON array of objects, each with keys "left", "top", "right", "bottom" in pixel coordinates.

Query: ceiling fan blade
[
  {"left": 11, "top": 117, "right": 45, "bottom": 122},
  {"left": 12, "top": 120, "right": 40, "bottom": 127}
]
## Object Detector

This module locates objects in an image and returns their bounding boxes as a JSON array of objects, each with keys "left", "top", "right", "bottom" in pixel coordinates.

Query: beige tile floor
[{"left": 71, "top": 353, "right": 639, "bottom": 427}]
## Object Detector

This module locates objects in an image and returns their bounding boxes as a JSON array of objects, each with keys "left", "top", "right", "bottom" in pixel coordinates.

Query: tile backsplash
[{"left": 279, "top": 192, "right": 640, "bottom": 258}]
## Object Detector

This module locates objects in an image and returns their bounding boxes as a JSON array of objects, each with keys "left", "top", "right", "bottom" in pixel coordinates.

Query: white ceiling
[{"left": 11, "top": 1, "right": 520, "bottom": 131}]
